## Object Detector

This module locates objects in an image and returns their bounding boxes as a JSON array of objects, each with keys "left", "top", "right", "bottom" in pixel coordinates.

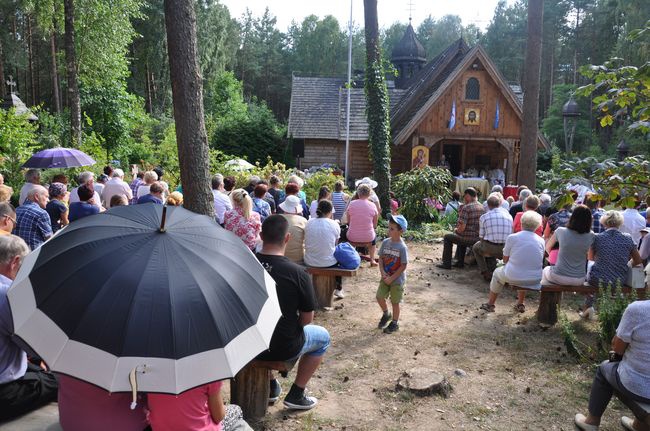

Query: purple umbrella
[{"left": 22, "top": 147, "right": 96, "bottom": 169}]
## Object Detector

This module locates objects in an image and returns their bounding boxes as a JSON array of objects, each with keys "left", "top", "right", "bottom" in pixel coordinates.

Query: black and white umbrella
[{"left": 8, "top": 204, "right": 280, "bottom": 395}]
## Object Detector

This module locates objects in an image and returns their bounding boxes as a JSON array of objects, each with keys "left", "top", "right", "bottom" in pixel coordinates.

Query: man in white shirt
[
  {"left": 101, "top": 169, "right": 133, "bottom": 208},
  {"left": 18, "top": 169, "right": 41, "bottom": 206},
  {"left": 0, "top": 235, "right": 58, "bottom": 420},
  {"left": 212, "top": 174, "right": 232, "bottom": 225},
  {"left": 621, "top": 207, "right": 645, "bottom": 246},
  {"left": 473, "top": 195, "right": 513, "bottom": 281},
  {"left": 69, "top": 172, "right": 102, "bottom": 209}
]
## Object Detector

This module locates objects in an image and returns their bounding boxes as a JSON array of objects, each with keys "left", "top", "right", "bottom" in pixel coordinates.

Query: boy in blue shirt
[{"left": 377, "top": 214, "right": 408, "bottom": 334}]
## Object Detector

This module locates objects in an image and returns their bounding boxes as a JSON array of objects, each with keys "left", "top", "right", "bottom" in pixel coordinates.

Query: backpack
[{"left": 334, "top": 242, "right": 361, "bottom": 270}]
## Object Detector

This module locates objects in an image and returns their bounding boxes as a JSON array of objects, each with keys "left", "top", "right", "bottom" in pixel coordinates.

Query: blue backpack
[{"left": 334, "top": 242, "right": 361, "bottom": 270}]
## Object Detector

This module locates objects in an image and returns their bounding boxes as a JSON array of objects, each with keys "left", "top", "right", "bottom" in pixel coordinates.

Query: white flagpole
[{"left": 344, "top": 0, "right": 353, "bottom": 185}]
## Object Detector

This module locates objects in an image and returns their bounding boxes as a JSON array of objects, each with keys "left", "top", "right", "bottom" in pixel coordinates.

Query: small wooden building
[{"left": 287, "top": 26, "right": 549, "bottom": 182}]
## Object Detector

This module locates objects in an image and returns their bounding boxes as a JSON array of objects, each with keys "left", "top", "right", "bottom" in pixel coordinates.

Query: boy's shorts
[{"left": 376, "top": 280, "right": 404, "bottom": 304}]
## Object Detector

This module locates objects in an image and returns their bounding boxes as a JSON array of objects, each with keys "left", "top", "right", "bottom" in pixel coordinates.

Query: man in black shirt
[{"left": 256, "top": 215, "right": 330, "bottom": 411}]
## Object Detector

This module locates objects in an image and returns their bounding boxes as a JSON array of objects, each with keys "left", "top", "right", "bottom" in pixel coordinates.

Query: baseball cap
[{"left": 388, "top": 214, "right": 408, "bottom": 232}]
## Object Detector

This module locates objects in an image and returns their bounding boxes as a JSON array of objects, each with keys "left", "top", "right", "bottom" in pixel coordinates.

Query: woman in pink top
[
  {"left": 345, "top": 184, "right": 379, "bottom": 265},
  {"left": 147, "top": 381, "right": 225, "bottom": 431},
  {"left": 224, "top": 189, "right": 262, "bottom": 250}
]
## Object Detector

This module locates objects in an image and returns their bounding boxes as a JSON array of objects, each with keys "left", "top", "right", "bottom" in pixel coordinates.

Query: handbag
[
  {"left": 334, "top": 242, "right": 361, "bottom": 270},
  {"left": 626, "top": 264, "right": 645, "bottom": 289}
]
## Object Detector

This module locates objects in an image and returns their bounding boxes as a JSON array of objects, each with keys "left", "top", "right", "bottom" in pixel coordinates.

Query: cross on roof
[
  {"left": 6, "top": 75, "right": 16, "bottom": 94},
  {"left": 407, "top": 0, "right": 415, "bottom": 22}
]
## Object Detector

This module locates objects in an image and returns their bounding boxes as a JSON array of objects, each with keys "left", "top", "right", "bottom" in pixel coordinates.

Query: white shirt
[
  {"left": 69, "top": 187, "right": 102, "bottom": 209},
  {"left": 19, "top": 183, "right": 38, "bottom": 206},
  {"left": 621, "top": 209, "right": 645, "bottom": 246},
  {"left": 304, "top": 217, "right": 341, "bottom": 267},
  {"left": 93, "top": 183, "right": 105, "bottom": 197},
  {"left": 0, "top": 274, "right": 27, "bottom": 384},
  {"left": 101, "top": 178, "right": 133, "bottom": 208},
  {"left": 503, "top": 230, "right": 545, "bottom": 286},
  {"left": 212, "top": 189, "right": 232, "bottom": 224},
  {"left": 137, "top": 185, "right": 151, "bottom": 200}
]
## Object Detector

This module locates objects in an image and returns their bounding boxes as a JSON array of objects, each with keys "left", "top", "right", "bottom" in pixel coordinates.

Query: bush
[
  {"left": 597, "top": 282, "right": 636, "bottom": 352},
  {"left": 0, "top": 109, "right": 39, "bottom": 190},
  {"left": 392, "top": 167, "right": 452, "bottom": 224}
]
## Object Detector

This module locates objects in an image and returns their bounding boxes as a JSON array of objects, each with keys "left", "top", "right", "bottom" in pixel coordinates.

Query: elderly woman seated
[
  {"left": 480, "top": 211, "right": 545, "bottom": 313},
  {"left": 574, "top": 300, "right": 650, "bottom": 431},
  {"left": 582, "top": 210, "right": 643, "bottom": 319}
]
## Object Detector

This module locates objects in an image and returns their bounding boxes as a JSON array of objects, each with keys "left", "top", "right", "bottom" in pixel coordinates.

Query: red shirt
[{"left": 513, "top": 211, "right": 543, "bottom": 236}]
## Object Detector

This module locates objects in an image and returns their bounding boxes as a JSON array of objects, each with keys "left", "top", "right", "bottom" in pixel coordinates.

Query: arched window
[{"left": 466, "top": 78, "right": 480, "bottom": 100}]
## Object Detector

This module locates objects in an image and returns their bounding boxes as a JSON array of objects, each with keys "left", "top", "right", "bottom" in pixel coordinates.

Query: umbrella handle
[{"left": 129, "top": 365, "right": 146, "bottom": 410}]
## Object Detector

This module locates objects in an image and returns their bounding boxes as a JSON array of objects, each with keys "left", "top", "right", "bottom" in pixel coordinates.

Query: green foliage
[
  {"left": 0, "top": 109, "right": 39, "bottom": 190},
  {"left": 541, "top": 155, "right": 650, "bottom": 208},
  {"left": 558, "top": 309, "right": 593, "bottom": 363},
  {"left": 302, "top": 170, "right": 341, "bottom": 203},
  {"left": 597, "top": 283, "right": 637, "bottom": 352},
  {"left": 541, "top": 84, "right": 594, "bottom": 153},
  {"left": 392, "top": 167, "right": 452, "bottom": 224},
  {"left": 577, "top": 21, "right": 650, "bottom": 136}
]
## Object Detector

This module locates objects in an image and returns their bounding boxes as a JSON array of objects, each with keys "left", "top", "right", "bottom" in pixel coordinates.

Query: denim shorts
[{"left": 290, "top": 324, "right": 330, "bottom": 360}]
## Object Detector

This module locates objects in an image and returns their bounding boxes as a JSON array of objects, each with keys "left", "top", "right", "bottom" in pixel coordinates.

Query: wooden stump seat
[
  {"left": 306, "top": 266, "right": 358, "bottom": 309},
  {"left": 230, "top": 359, "right": 297, "bottom": 420},
  {"left": 615, "top": 389, "right": 650, "bottom": 426},
  {"left": 505, "top": 283, "right": 646, "bottom": 326}
]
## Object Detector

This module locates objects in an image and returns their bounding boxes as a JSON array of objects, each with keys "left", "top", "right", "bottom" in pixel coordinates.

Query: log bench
[
  {"left": 349, "top": 241, "right": 373, "bottom": 261},
  {"left": 230, "top": 359, "right": 296, "bottom": 420},
  {"left": 305, "top": 266, "right": 358, "bottom": 309},
  {"left": 615, "top": 388, "right": 650, "bottom": 426},
  {"left": 505, "top": 283, "right": 646, "bottom": 326}
]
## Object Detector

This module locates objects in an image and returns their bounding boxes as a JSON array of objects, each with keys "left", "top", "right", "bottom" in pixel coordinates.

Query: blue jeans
[{"left": 290, "top": 325, "right": 330, "bottom": 360}]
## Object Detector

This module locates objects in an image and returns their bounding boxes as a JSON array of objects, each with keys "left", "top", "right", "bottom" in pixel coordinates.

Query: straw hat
[{"left": 355, "top": 177, "right": 378, "bottom": 189}]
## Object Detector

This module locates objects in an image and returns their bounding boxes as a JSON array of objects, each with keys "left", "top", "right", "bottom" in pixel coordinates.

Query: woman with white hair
[
  {"left": 136, "top": 170, "right": 158, "bottom": 200},
  {"left": 224, "top": 189, "right": 261, "bottom": 251},
  {"left": 480, "top": 211, "right": 545, "bottom": 313},
  {"left": 580, "top": 210, "right": 643, "bottom": 318}
]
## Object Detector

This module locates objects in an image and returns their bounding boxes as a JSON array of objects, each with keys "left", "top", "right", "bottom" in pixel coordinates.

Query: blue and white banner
[
  {"left": 493, "top": 100, "right": 500, "bottom": 129},
  {"left": 449, "top": 99, "right": 456, "bottom": 130}
]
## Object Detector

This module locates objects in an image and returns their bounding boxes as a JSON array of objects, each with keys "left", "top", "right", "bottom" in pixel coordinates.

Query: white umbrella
[{"left": 225, "top": 159, "right": 255, "bottom": 171}]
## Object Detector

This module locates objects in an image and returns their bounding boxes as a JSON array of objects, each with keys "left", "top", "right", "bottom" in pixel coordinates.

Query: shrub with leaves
[
  {"left": 597, "top": 282, "right": 637, "bottom": 352},
  {"left": 0, "top": 109, "right": 39, "bottom": 190},
  {"left": 392, "top": 167, "right": 452, "bottom": 224}
]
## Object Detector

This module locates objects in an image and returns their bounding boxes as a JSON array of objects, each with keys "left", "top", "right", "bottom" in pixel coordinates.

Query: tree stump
[
  {"left": 396, "top": 368, "right": 452, "bottom": 398},
  {"left": 230, "top": 364, "right": 269, "bottom": 420},
  {"left": 537, "top": 291, "right": 562, "bottom": 325},
  {"left": 312, "top": 274, "right": 337, "bottom": 309}
]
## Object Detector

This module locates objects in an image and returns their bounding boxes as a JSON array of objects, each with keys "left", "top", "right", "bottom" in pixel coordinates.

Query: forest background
[{"left": 0, "top": 0, "right": 647, "bottom": 189}]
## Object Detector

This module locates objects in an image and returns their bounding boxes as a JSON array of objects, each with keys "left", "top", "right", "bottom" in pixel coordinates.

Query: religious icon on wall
[
  {"left": 411, "top": 145, "right": 429, "bottom": 169},
  {"left": 464, "top": 108, "right": 480, "bottom": 126}
]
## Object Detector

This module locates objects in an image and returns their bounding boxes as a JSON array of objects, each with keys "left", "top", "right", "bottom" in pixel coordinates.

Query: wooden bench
[
  {"left": 505, "top": 283, "right": 646, "bottom": 325},
  {"left": 230, "top": 359, "right": 296, "bottom": 420},
  {"left": 305, "top": 267, "right": 358, "bottom": 309},
  {"left": 615, "top": 389, "right": 650, "bottom": 426},
  {"left": 349, "top": 241, "right": 373, "bottom": 261}
]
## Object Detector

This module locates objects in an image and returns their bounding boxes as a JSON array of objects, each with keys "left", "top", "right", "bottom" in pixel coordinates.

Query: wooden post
[
  {"left": 230, "top": 364, "right": 270, "bottom": 420},
  {"left": 537, "top": 291, "right": 562, "bottom": 325},
  {"left": 312, "top": 274, "right": 337, "bottom": 309}
]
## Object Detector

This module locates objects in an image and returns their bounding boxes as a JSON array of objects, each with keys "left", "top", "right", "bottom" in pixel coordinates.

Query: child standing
[{"left": 377, "top": 214, "right": 409, "bottom": 334}]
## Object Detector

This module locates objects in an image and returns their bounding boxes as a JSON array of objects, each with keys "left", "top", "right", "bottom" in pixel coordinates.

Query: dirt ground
[{"left": 239, "top": 242, "right": 632, "bottom": 431}]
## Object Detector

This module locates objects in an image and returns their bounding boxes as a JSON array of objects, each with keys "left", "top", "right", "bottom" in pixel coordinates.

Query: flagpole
[{"left": 344, "top": 0, "right": 353, "bottom": 185}]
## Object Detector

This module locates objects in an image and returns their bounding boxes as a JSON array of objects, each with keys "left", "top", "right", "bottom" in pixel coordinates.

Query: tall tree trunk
[
  {"left": 50, "top": 15, "right": 62, "bottom": 113},
  {"left": 518, "top": 0, "right": 544, "bottom": 188},
  {"left": 145, "top": 62, "right": 152, "bottom": 114},
  {"left": 64, "top": 0, "right": 82, "bottom": 147},
  {"left": 27, "top": 15, "right": 35, "bottom": 106},
  {"left": 363, "top": 0, "right": 391, "bottom": 217},
  {"left": 0, "top": 38, "right": 5, "bottom": 99},
  {"left": 163, "top": 0, "right": 214, "bottom": 217}
]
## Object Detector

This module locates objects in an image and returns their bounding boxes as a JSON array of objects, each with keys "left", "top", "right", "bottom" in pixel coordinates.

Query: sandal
[
  {"left": 513, "top": 303, "right": 525, "bottom": 313},
  {"left": 479, "top": 303, "right": 495, "bottom": 312}
]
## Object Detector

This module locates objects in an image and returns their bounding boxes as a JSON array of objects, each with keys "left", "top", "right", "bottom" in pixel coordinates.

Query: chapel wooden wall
[
  {"left": 416, "top": 67, "right": 522, "bottom": 141},
  {"left": 303, "top": 139, "right": 372, "bottom": 180}
]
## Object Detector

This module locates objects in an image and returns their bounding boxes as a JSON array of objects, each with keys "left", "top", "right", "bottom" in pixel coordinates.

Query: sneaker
[
  {"left": 377, "top": 312, "right": 392, "bottom": 329},
  {"left": 621, "top": 416, "right": 636, "bottom": 431},
  {"left": 383, "top": 321, "right": 399, "bottom": 334},
  {"left": 574, "top": 413, "right": 599, "bottom": 430},
  {"left": 334, "top": 289, "right": 345, "bottom": 299},
  {"left": 579, "top": 307, "right": 597, "bottom": 321},
  {"left": 479, "top": 303, "right": 495, "bottom": 312},
  {"left": 283, "top": 393, "right": 318, "bottom": 410},
  {"left": 269, "top": 379, "right": 282, "bottom": 404}
]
